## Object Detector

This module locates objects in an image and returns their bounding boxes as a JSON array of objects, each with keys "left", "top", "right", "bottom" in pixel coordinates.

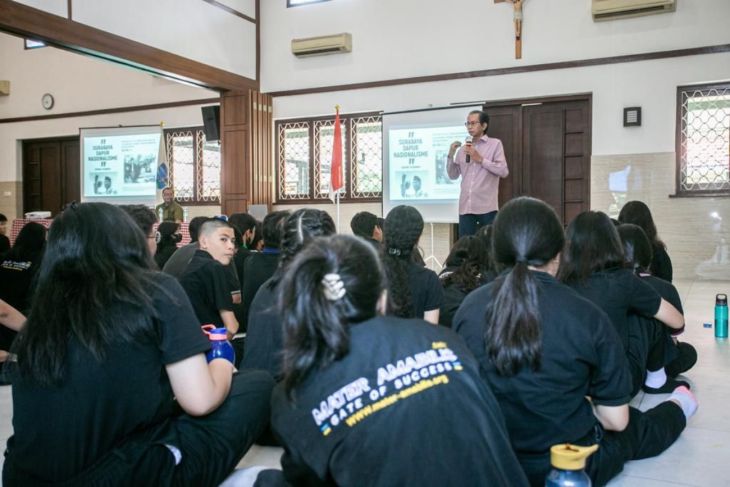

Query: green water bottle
[{"left": 716, "top": 293, "right": 728, "bottom": 339}]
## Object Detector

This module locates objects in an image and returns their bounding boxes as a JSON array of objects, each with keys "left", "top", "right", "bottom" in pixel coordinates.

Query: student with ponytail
[
  {"left": 453, "top": 197, "right": 694, "bottom": 486},
  {"left": 381, "top": 205, "right": 442, "bottom": 324},
  {"left": 263, "top": 235, "right": 527, "bottom": 486},
  {"left": 242, "top": 208, "right": 336, "bottom": 378}
]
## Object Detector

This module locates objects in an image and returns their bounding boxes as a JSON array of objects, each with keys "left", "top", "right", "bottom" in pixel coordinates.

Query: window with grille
[
  {"left": 677, "top": 83, "right": 730, "bottom": 196},
  {"left": 165, "top": 127, "right": 221, "bottom": 204},
  {"left": 276, "top": 113, "right": 382, "bottom": 202}
]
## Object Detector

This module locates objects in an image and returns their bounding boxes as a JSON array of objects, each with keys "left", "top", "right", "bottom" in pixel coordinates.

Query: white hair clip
[{"left": 321, "top": 273, "right": 346, "bottom": 301}]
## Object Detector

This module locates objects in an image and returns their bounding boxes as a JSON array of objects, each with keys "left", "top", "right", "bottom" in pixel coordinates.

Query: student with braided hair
[
  {"left": 242, "top": 208, "right": 336, "bottom": 379},
  {"left": 259, "top": 234, "right": 527, "bottom": 486},
  {"left": 381, "top": 205, "right": 442, "bottom": 324}
]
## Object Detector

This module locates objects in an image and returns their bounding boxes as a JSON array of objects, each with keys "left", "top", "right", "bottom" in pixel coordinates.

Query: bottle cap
[
  {"left": 717, "top": 294, "right": 727, "bottom": 306},
  {"left": 550, "top": 444, "right": 599, "bottom": 470},
  {"left": 201, "top": 324, "right": 228, "bottom": 341}
]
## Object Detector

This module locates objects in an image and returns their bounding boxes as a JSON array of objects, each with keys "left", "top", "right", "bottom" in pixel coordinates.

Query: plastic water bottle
[
  {"left": 201, "top": 324, "right": 236, "bottom": 364},
  {"left": 158, "top": 206, "right": 164, "bottom": 223},
  {"left": 545, "top": 444, "right": 598, "bottom": 487},
  {"left": 183, "top": 206, "right": 189, "bottom": 223},
  {"left": 715, "top": 293, "right": 728, "bottom": 339}
]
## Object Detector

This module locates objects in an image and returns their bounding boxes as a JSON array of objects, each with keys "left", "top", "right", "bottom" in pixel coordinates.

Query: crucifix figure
[{"left": 497, "top": 0, "right": 524, "bottom": 59}]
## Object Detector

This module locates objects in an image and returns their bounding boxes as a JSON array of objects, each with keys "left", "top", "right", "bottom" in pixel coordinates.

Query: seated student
[
  {"left": 154, "top": 221, "right": 182, "bottom": 270},
  {"left": 229, "top": 212, "right": 258, "bottom": 280},
  {"left": 240, "top": 211, "right": 289, "bottom": 333},
  {"left": 120, "top": 204, "right": 158, "bottom": 256},
  {"left": 438, "top": 236, "right": 490, "bottom": 328},
  {"left": 0, "top": 299, "right": 26, "bottom": 384},
  {"left": 243, "top": 209, "right": 335, "bottom": 379},
  {"left": 0, "top": 222, "right": 45, "bottom": 354},
  {"left": 180, "top": 219, "right": 239, "bottom": 338},
  {"left": 349, "top": 211, "right": 383, "bottom": 248},
  {"left": 2, "top": 202, "right": 273, "bottom": 486},
  {"left": 263, "top": 234, "right": 527, "bottom": 487},
  {"left": 619, "top": 200, "right": 673, "bottom": 282},
  {"left": 382, "top": 205, "right": 442, "bottom": 324},
  {"left": 558, "top": 211, "right": 686, "bottom": 395},
  {"left": 0, "top": 213, "right": 9, "bottom": 256},
  {"left": 475, "top": 223, "right": 500, "bottom": 281},
  {"left": 453, "top": 197, "right": 696, "bottom": 487},
  {"left": 162, "top": 216, "right": 209, "bottom": 278},
  {"left": 617, "top": 224, "right": 697, "bottom": 385}
]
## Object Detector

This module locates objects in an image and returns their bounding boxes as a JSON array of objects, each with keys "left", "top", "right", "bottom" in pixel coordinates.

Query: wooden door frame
[{"left": 22, "top": 136, "right": 80, "bottom": 215}]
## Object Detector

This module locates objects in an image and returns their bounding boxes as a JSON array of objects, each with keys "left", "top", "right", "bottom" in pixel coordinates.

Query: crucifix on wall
[{"left": 495, "top": 0, "right": 524, "bottom": 59}]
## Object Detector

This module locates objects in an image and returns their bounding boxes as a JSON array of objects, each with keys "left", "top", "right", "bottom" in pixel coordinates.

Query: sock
[
  {"left": 644, "top": 368, "right": 667, "bottom": 389},
  {"left": 669, "top": 386, "right": 698, "bottom": 419}
]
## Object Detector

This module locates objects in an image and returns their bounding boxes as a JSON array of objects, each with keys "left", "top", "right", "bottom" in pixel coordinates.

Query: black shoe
[
  {"left": 642, "top": 376, "right": 689, "bottom": 394},
  {"left": 665, "top": 342, "right": 698, "bottom": 378}
]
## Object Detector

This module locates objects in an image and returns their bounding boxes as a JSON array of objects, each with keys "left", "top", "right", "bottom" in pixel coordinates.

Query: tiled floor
[{"left": 1, "top": 279, "right": 729, "bottom": 486}]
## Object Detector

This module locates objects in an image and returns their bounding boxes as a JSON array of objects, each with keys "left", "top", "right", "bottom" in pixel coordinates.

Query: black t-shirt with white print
[{"left": 270, "top": 315, "right": 528, "bottom": 487}]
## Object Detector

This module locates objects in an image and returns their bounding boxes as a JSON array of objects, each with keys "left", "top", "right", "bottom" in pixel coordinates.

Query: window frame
[
  {"left": 275, "top": 111, "right": 383, "bottom": 205},
  {"left": 164, "top": 126, "right": 221, "bottom": 206},
  {"left": 674, "top": 82, "right": 730, "bottom": 198}
]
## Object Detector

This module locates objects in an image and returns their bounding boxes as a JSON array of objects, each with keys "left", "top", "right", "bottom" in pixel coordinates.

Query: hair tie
[
  {"left": 321, "top": 273, "right": 346, "bottom": 301},
  {"left": 387, "top": 247, "right": 402, "bottom": 256},
  {"left": 515, "top": 256, "right": 528, "bottom": 264}
]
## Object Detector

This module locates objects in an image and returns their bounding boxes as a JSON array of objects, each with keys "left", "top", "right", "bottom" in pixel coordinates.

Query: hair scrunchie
[{"left": 321, "top": 273, "right": 346, "bottom": 301}]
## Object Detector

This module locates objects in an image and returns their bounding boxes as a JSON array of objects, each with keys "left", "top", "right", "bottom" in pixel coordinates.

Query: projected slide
[
  {"left": 389, "top": 126, "right": 463, "bottom": 201},
  {"left": 80, "top": 126, "right": 164, "bottom": 206}
]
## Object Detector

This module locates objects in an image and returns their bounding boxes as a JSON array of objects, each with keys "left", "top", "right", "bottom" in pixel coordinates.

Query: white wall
[
  {"left": 0, "top": 32, "right": 218, "bottom": 181},
  {"left": 261, "top": 0, "right": 730, "bottom": 93},
  {"left": 9, "top": 0, "right": 257, "bottom": 80}
]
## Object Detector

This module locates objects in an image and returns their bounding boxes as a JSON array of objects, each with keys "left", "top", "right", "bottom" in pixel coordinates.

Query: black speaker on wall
[{"left": 201, "top": 105, "right": 220, "bottom": 141}]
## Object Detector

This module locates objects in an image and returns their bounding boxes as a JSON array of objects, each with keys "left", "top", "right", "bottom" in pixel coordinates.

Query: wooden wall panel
[{"left": 219, "top": 89, "right": 273, "bottom": 215}]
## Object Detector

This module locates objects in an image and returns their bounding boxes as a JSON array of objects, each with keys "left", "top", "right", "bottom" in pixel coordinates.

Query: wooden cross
[{"left": 495, "top": 0, "right": 523, "bottom": 59}]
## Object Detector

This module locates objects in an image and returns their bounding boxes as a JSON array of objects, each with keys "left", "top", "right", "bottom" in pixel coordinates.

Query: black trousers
[
  {"left": 626, "top": 315, "right": 679, "bottom": 396},
  {"left": 519, "top": 402, "right": 685, "bottom": 487},
  {"left": 3, "top": 370, "right": 274, "bottom": 487},
  {"left": 587, "top": 402, "right": 686, "bottom": 486}
]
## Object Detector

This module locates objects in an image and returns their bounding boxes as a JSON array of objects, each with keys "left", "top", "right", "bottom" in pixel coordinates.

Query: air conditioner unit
[
  {"left": 592, "top": 0, "right": 676, "bottom": 21},
  {"left": 291, "top": 33, "right": 352, "bottom": 57}
]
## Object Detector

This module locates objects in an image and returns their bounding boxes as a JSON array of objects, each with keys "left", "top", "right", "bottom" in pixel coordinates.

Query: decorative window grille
[
  {"left": 677, "top": 83, "right": 730, "bottom": 195},
  {"left": 276, "top": 113, "right": 382, "bottom": 203},
  {"left": 165, "top": 127, "right": 220, "bottom": 204}
]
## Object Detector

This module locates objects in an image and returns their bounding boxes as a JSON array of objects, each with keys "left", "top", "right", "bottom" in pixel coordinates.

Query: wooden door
[
  {"left": 23, "top": 137, "right": 80, "bottom": 216},
  {"left": 485, "top": 96, "right": 591, "bottom": 224}
]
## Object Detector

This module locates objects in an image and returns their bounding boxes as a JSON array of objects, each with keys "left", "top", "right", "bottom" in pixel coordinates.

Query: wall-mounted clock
[{"left": 41, "top": 93, "right": 54, "bottom": 110}]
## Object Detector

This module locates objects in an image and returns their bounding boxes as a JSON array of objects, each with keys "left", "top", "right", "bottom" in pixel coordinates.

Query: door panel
[
  {"left": 484, "top": 96, "right": 591, "bottom": 224},
  {"left": 23, "top": 137, "right": 80, "bottom": 216}
]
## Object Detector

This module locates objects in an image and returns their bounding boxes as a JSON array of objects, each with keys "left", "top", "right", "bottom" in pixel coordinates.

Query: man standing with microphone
[{"left": 447, "top": 110, "right": 508, "bottom": 237}]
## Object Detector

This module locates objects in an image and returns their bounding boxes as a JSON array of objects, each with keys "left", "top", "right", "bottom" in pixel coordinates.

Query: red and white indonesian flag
[{"left": 329, "top": 106, "right": 344, "bottom": 203}]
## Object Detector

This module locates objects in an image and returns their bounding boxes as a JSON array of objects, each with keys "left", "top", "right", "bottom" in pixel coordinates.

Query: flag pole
[{"left": 336, "top": 190, "right": 341, "bottom": 231}]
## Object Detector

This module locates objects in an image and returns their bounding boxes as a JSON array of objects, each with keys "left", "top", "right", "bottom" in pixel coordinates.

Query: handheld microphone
[{"left": 465, "top": 136, "right": 473, "bottom": 163}]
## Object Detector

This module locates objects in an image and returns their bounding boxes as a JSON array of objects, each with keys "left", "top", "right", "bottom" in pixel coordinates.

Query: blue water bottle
[
  {"left": 201, "top": 324, "right": 236, "bottom": 364},
  {"left": 545, "top": 444, "right": 598, "bottom": 487},
  {"left": 715, "top": 294, "right": 728, "bottom": 339}
]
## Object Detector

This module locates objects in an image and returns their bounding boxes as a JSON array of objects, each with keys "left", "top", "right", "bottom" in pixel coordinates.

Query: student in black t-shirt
[
  {"left": 119, "top": 204, "right": 158, "bottom": 257},
  {"left": 382, "top": 205, "right": 442, "bottom": 324},
  {"left": 162, "top": 216, "right": 208, "bottom": 278},
  {"left": 240, "top": 211, "right": 289, "bottom": 333},
  {"left": 0, "top": 222, "right": 45, "bottom": 353},
  {"left": 619, "top": 200, "right": 673, "bottom": 282},
  {"left": 180, "top": 219, "right": 239, "bottom": 338},
  {"left": 617, "top": 224, "right": 697, "bottom": 382},
  {"left": 243, "top": 209, "right": 335, "bottom": 379},
  {"left": 0, "top": 213, "right": 10, "bottom": 256},
  {"left": 558, "top": 210, "right": 686, "bottom": 395},
  {"left": 2, "top": 203, "right": 273, "bottom": 486},
  {"left": 438, "top": 235, "right": 491, "bottom": 328},
  {"left": 154, "top": 221, "right": 182, "bottom": 270},
  {"left": 453, "top": 197, "right": 696, "bottom": 487},
  {"left": 350, "top": 210, "right": 383, "bottom": 249},
  {"left": 259, "top": 234, "right": 527, "bottom": 487}
]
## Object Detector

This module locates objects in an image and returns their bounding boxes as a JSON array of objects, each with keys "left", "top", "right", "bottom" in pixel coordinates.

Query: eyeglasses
[{"left": 464, "top": 121, "right": 481, "bottom": 127}]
